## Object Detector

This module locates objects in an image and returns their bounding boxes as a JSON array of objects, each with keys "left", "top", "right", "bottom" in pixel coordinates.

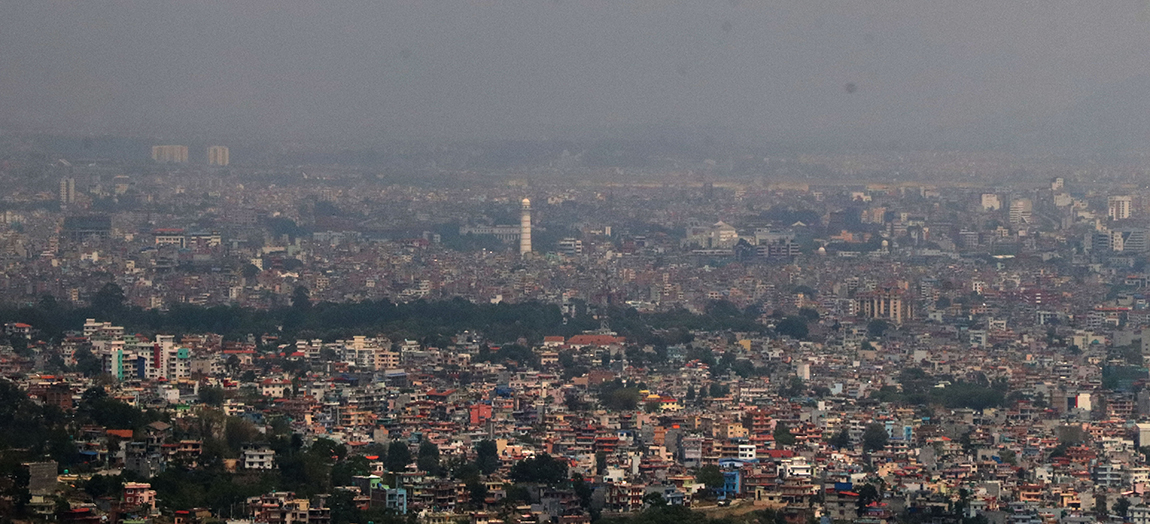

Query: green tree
[
  {"left": 781, "top": 377, "right": 805, "bottom": 397},
  {"left": 54, "top": 496, "right": 70, "bottom": 517},
  {"left": 509, "top": 454, "right": 568, "bottom": 485},
  {"left": 385, "top": 440, "right": 411, "bottom": 473},
  {"left": 929, "top": 381, "right": 1006, "bottom": 410},
  {"left": 773, "top": 422, "right": 796, "bottom": 447},
  {"left": 467, "top": 478, "right": 488, "bottom": 508},
  {"left": 572, "top": 474, "right": 594, "bottom": 512},
  {"left": 1, "top": 459, "right": 32, "bottom": 516},
  {"left": 0, "top": 379, "right": 75, "bottom": 468},
  {"left": 607, "top": 387, "right": 642, "bottom": 410},
  {"left": 505, "top": 484, "right": 531, "bottom": 505},
  {"left": 1057, "top": 425, "right": 1087, "bottom": 445},
  {"left": 775, "top": 317, "right": 809, "bottom": 340},
  {"left": 475, "top": 440, "right": 500, "bottom": 475},
  {"left": 291, "top": 286, "right": 311, "bottom": 310},
  {"left": 331, "top": 456, "right": 370, "bottom": 487},
  {"left": 418, "top": 440, "right": 441, "bottom": 475},
  {"left": 597, "top": 381, "right": 643, "bottom": 411},
  {"left": 695, "top": 465, "right": 725, "bottom": 496},
  {"left": 73, "top": 348, "right": 104, "bottom": 377},
  {"left": 484, "top": 344, "right": 539, "bottom": 369},
  {"left": 867, "top": 319, "right": 889, "bottom": 338},
  {"left": 643, "top": 492, "right": 667, "bottom": 507},
  {"left": 79, "top": 387, "right": 147, "bottom": 430},
  {"left": 897, "top": 367, "right": 933, "bottom": 396},
  {"left": 1115, "top": 497, "right": 1132, "bottom": 518},
  {"left": 856, "top": 484, "right": 881, "bottom": 516},
  {"left": 953, "top": 488, "right": 972, "bottom": 519},
  {"left": 829, "top": 428, "right": 851, "bottom": 449},
  {"left": 310, "top": 438, "right": 347, "bottom": 461},
  {"left": 198, "top": 386, "right": 225, "bottom": 406},
  {"left": 7, "top": 336, "right": 29, "bottom": 357},
  {"left": 862, "top": 423, "right": 889, "bottom": 452},
  {"left": 84, "top": 474, "right": 124, "bottom": 499},
  {"left": 224, "top": 416, "right": 261, "bottom": 452},
  {"left": 1096, "top": 494, "right": 1109, "bottom": 518},
  {"left": 327, "top": 489, "right": 360, "bottom": 524},
  {"left": 92, "top": 283, "right": 125, "bottom": 311},
  {"left": 241, "top": 263, "right": 261, "bottom": 280},
  {"left": 37, "top": 294, "right": 58, "bottom": 312}
]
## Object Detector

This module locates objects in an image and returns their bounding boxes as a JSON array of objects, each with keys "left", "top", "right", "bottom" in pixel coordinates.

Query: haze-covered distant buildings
[
  {"left": 151, "top": 145, "right": 188, "bottom": 163},
  {"left": 207, "top": 145, "right": 229, "bottom": 166},
  {"left": 8, "top": 145, "right": 1150, "bottom": 522}
]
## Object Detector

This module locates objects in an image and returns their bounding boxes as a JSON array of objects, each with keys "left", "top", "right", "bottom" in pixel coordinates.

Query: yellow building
[
  {"left": 151, "top": 145, "right": 188, "bottom": 163},
  {"left": 856, "top": 288, "right": 913, "bottom": 324},
  {"left": 207, "top": 145, "right": 229, "bottom": 166},
  {"left": 717, "top": 422, "right": 749, "bottom": 440}
]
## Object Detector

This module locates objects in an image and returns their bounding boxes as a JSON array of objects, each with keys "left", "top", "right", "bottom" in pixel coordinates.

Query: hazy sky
[{"left": 3, "top": 1, "right": 1150, "bottom": 145}]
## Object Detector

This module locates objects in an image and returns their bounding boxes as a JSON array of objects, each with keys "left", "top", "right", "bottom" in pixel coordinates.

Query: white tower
[
  {"left": 520, "top": 198, "right": 532, "bottom": 255},
  {"left": 59, "top": 177, "right": 75, "bottom": 205}
]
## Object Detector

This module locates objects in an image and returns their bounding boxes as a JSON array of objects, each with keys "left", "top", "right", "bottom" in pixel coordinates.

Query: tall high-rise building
[
  {"left": 1009, "top": 198, "right": 1032, "bottom": 226},
  {"left": 1110, "top": 228, "right": 1149, "bottom": 253},
  {"left": 151, "top": 145, "right": 188, "bottom": 163},
  {"left": 59, "top": 177, "right": 75, "bottom": 206},
  {"left": 207, "top": 146, "right": 230, "bottom": 166},
  {"left": 519, "top": 198, "right": 532, "bottom": 256},
  {"left": 1109, "top": 195, "right": 1133, "bottom": 221},
  {"left": 856, "top": 288, "right": 914, "bottom": 324},
  {"left": 980, "top": 193, "right": 1001, "bottom": 211}
]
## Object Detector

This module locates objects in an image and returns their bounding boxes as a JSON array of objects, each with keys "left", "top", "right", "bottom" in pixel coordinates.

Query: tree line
[{"left": 0, "top": 286, "right": 767, "bottom": 347}]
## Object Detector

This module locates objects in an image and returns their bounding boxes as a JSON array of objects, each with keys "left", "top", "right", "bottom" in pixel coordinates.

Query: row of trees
[
  {"left": 869, "top": 368, "right": 1007, "bottom": 410},
  {"left": 1, "top": 289, "right": 773, "bottom": 347},
  {"left": 827, "top": 423, "right": 890, "bottom": 452},
  {"left": 599, "top": 504, "right": 791, "bottom": 524}
]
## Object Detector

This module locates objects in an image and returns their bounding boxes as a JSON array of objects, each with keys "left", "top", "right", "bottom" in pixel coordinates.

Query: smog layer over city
[{"left": 5, "top": 2, "right": 1150, "bottom": 524}]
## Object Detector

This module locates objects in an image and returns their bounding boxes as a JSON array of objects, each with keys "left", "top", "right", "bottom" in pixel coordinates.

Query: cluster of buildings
[
  {"left": 10, "top": 292, "right": 1150, "bottom": 524},
  {"left": 3, "top": 165, "right": 1150, "bottom": 321},
  {"left": 10, "top": 146, "right": 1150, "bottom": 523},
  {"left": 151, "top": 145, "right": 229, "bottom": 166}
]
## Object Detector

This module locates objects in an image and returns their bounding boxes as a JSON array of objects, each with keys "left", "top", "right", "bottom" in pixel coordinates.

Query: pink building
[{"left": 123, "top": 482, "right": 156, "bottom": 510}]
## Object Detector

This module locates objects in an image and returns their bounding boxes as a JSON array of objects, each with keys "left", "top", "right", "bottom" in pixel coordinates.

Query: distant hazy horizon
[{"left": 5, "top": 1, "right": 1150, "bottom": 152}]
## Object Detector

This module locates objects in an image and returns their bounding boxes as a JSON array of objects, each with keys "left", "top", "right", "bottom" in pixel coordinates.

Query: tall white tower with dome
[{"left": 519, "top": 198, "right": 532, "bottom": 256}]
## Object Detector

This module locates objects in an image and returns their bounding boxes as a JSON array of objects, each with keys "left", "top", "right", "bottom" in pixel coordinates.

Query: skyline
[
  {"left": 9, "top": 4, "right": 1150, "bottom": 524},
  {"left": 4, "top": 2, "right": 1150, "bottom": 152}
]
